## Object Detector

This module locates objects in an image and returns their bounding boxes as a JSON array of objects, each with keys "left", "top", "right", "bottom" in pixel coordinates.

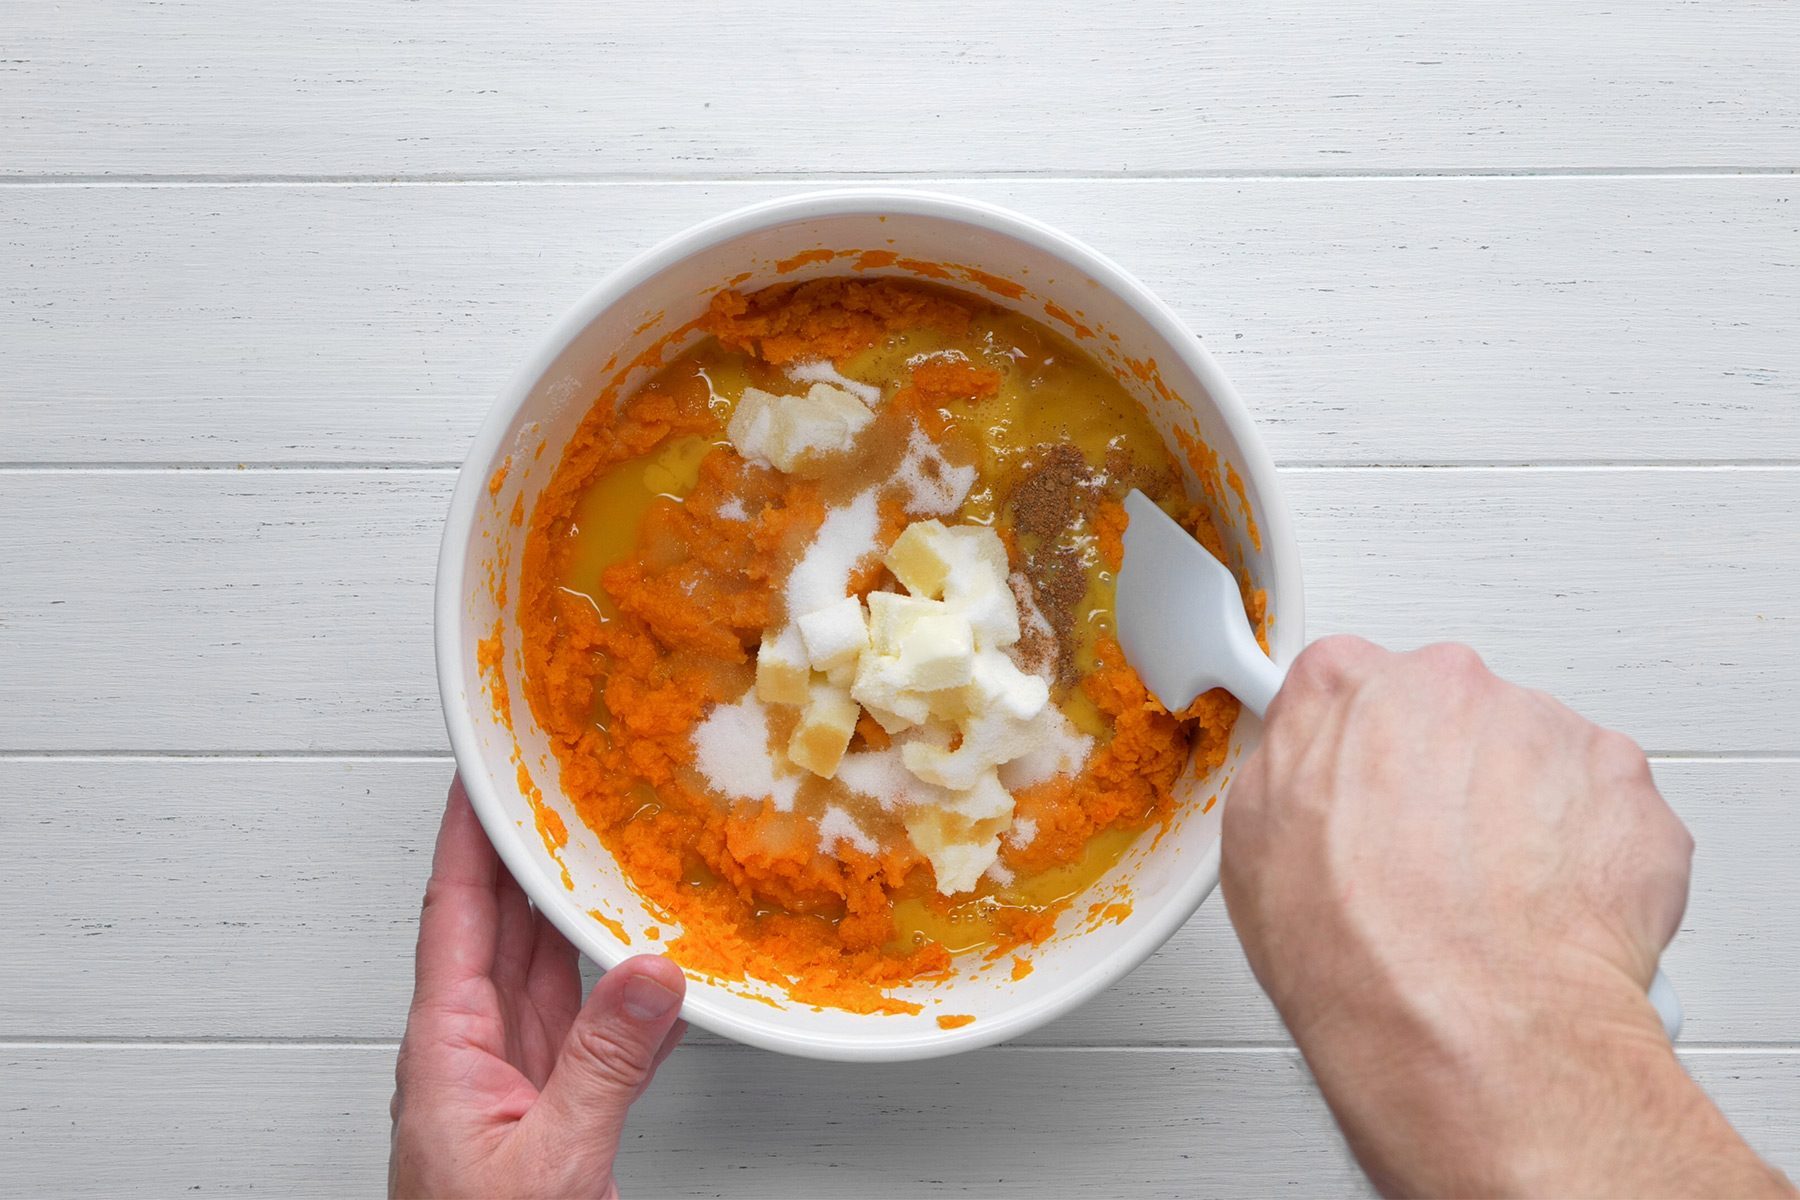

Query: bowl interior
[{"left": 440, "top": 194, "right": 1302, "bottom": 1060}]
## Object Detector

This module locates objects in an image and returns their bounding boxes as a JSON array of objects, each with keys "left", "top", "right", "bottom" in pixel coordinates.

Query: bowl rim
[{"left": 435, "top": 187, "right": 1305, "bottom": 1061}]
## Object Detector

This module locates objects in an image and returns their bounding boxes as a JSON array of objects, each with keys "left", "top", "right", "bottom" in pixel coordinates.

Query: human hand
[
  {"left": 389, "top": 778, "right": 687, "bottom": 1199},
  {"left": 1224, "top": 637, "right": 1789, "bottom": 1197}
]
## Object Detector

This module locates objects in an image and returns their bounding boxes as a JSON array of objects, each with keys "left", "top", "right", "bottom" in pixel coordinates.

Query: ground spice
[
  {"left": 1024, "top": 544, "right": 1085, "bottom": 690},
  {"left": 1008, "top": 443, "right": 1093, "bottom": 541}
]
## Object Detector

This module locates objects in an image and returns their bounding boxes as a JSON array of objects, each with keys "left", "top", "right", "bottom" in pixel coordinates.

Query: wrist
[{"left": 1289, "top": 959, "right": 1681, "bottom": 1196}]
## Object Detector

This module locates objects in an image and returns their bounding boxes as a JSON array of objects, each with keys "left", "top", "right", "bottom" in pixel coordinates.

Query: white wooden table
[{"left": 4, "top": 3, "right": 1798, "bottom": 1194}]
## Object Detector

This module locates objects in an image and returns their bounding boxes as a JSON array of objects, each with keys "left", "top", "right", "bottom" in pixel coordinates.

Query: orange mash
[{"left": 518, "top": 278, "right": 1248, "bottom": 1012}]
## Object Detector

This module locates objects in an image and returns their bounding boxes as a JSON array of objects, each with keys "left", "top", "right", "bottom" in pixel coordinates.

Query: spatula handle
[
  {"left": 1229, "top": 651, "right": 1286, "bottom": 720},
  {"left": 1648, "top": 968, "right": 1683, "bottom": 1040}
]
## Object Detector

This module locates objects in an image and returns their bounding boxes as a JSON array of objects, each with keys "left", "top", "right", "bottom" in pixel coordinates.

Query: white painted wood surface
[
  {"left": 5, "top": 180, "right": 1797, "bottom": 466},
  {"left": 4, "top": 1, "right": 1797, "bottom": 1194},
  {"left": 3, "top": 1045, "right": 1795, "bottom": 1199},
  {"left": 4, "top": 758, "right": 1796, "bottom": 1047},
  {"left": 9, "top": 1, "right": 1800, "bottom": 176},
  {"left": 3, "top": 469, "right": 1794, "bottom": 752}
]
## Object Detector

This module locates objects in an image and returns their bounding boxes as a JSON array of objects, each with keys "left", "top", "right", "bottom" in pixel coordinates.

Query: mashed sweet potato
[{"left": 517, "top": 278, "right": 1249, "bottom": 1012}]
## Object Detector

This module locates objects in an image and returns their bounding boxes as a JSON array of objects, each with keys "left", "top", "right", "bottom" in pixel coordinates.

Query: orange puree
[{"left": 518, "top": 277, "right": 1252, "bottom": 1013}]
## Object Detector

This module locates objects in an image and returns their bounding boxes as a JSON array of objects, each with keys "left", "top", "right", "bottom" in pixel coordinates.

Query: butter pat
[
  {"left": 788, "top": 681, "right": 860, "bottom": 778},
  {"left": 905, "top": 817, "right": 1001, "bottom": 896},
  {"left": 851, "top": 656, "right": 933, "bottom": 733},
  {"left": 894, "top": 611, "right": 975, "bottom": 691},
  {"left": 866, "top": 590, "right": 949, "bottom": 656},
  {"left": 883, "top": 520, "right": 956, "bottom": 599},
  {"left": 727, "top": 383, "right": 873, "bottom": 474},
  {"left": 966, "top": 649, "right": 1050, "bottom": 721},
  {"left": 903, "top": 770, "right": 1014, "bottom": 894},
  {"left": 953, "top": 572, "right": 1021, "bottom": 648},
  {"left": 755, "top": 625, "right": 811, "bottom": 707},
  {"left": 902, "top": 708, "right": 1048, "bottom": 791},
  {"left": 797, "top": 596, "right": 869, "bottom": 672}
]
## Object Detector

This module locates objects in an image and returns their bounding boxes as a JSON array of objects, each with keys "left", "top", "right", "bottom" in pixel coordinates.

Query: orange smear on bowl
[{"left": 588, "top": 909, "right": 631, "bottom": 945}]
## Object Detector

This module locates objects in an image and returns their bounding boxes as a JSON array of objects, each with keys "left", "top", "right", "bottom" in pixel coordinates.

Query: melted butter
[
  {"left": 559, "top": 433, "right": 718, "bottom": 619},
  {"left": 886, "top": 824, "right": 1143, "bottom": 956}
]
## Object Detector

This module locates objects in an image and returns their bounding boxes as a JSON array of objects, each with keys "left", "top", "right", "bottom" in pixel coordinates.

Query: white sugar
[
  {"left": 984, "top": 860, "right": 1015, "bottom": 886},
  {"left": 997, "top": 706, "right": 1093, "bottom": 791},
  {"left": 787, "top": 359, "right": 882, "bottom": 408},
  {"left": 836, "top": 745, "right": 944, "bottom": 811},
  {"left": 1004, "top": 816, "right": 1038, "bottom": 848},
  {"left": 716, "top": 496, "right": 748, "bottom": 521},
  {"left": 817, "top": 805, "right": 879, "bottom": 856},
  {"left": 692, "top": 691, "right": 801, "bottom": 811},
  {"left": 891, "top": 425, "right": 977, "bottom": 517},
  {"left": 786, "top": 489, "right": 880, "bottom": 619},
  {"left": 1007, "top": 571, "right": 1057, "bottom": 680}
]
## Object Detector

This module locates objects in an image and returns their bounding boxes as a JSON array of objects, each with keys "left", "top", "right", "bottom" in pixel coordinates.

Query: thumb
[{"left": 522, "top": 955, "right": 687, "bottom": 1170}]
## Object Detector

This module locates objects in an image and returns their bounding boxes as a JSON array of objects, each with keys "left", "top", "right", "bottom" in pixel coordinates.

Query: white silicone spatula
[{"left": 1113, "top": 488, "right": 1683, "bottom": 1039}]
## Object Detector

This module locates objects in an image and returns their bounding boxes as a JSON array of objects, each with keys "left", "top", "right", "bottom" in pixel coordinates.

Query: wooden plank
[
  {"left": 1, "top": 1044, "right": 1793, "bottom": 1197},
  {"left": 4, "top": 179, "right": 1797, "bottom": 466},
  {"left": 1, "top": 468, "right": 1793, "bottom": 753},
  {"left": 7, "top": 2, "right": 1798, "bottom": 178},
  {"left": 2, "top": 758, "right": 1794, "bottom": 1046}
]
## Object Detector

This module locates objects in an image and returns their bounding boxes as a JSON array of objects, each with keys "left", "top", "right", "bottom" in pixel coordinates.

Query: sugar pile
[
  {"left": 785, "top": 489, "right": 880, "bottom": 619},
  {"left": 787, "top": 358, "right": 883, "bottom": 407},
  {"left": 692, "top": 692, "right": 801, "bottom": 811},
  {"left": 817, "top": 805, "right": 879, "bottom": 855},
  {"left": 892, "top": 426, "right": 977, "bottom": 517}
]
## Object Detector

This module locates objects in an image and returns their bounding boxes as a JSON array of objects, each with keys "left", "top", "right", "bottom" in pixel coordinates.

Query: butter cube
[
  {"left": 924, "top": 683, "right": 974, "bottom": 722},
  {"left": 948, "top": 768, "right": 1015, "bottom": 824},
  {"left": 788, "top": 682, "right": 860, "bottom": 778},
  {"left": 779, "top": 383, "right": 874, "bottom": 471},
  {"left": 726, "top": 383, "right": 873, "bottom": 474},
  {"left": 866, "top": 590, "right": 949, "bottom": 656},
  {"left": 956, "top": 574, "right": 1022, "bottom": 648},
  {"left": 851, "top": 655, "right": 932, "bottom": 733},
  {"left": 883, "top": 520, "right": 955, "bottom": 598},
  {"left": 902, "top": 736, "right": 979, "bottom": 791},
  {"left": 903, "top": 709, "right": 1040, "bottom": 790},
  {"left": 797, "top": 595, "right": 869, "bottom": 672},
  {"left": 726, "top": 387, "right": 787, "bottom": 469},
  {"left": 942, "top": 525, "right": 1011, "bottom": 594},
  {"left": 754, "top": 625, "right": 811, "bottom": 707},
  {"left": 903, "top": 804, "right": 1005, "bottom": 895},
  {"left": 966, "top": 650, "right": 1050, "bottom": 721},
  {"left": 895, "top": 611, "right": 975, "bottom": 692}
]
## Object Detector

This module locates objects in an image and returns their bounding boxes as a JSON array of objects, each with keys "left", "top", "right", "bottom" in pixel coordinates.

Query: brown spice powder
[{"left": 1009, "top": 443, "right": 1094, "bottom": 540}]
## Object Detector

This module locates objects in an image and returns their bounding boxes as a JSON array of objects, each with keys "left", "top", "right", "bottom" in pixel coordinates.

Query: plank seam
[
  {"left": 1, "top": 752, "right": 1795, "bottom": 763},
  {"left": 3, "top": 463, "right": 1799, "bottom": 475},
  {"left": 0, "top": 1039, "right": 1792, "bottom": 1054},
  {"left": 1, "top": 168, "right": 1797, "bottom": 187}
]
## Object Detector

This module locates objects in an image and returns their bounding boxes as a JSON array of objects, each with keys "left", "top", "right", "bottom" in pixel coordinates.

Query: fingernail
[{"left": 622, "top": 974, "right": 680, "bottom": 1021}]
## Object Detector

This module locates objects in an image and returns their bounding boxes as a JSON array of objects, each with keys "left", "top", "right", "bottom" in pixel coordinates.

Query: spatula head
[{"left": 1115, "top": 489, "right": 1256, "bottom": 712}]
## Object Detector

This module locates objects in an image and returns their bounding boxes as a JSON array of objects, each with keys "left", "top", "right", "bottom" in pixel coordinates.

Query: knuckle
[
  {"left": 1290, "top": 634, "right": 1377, "bottom": 688},
  {"left": 1590, "top": 727, "right": 1650, "bottom": 780},
  {"left": 1417, "top": 641, "right": 1485, "bottom": 678},
  {"left": 1665, "top": 815, "right": 1697, "bottom": 863},
  {"left": 393, "top": 1040, "right": 415, "bottom": 1088},
  {"left": 419, "top": 877, "right": 455, "bottom": 915},
  {"left": 571, "top": 1023, "right": 656, "bottom": 1092}
]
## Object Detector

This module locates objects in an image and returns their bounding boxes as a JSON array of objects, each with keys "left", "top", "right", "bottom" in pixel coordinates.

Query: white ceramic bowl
[{"left": 436, "top": 189, "right": 1303, "bottom": 1061}]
